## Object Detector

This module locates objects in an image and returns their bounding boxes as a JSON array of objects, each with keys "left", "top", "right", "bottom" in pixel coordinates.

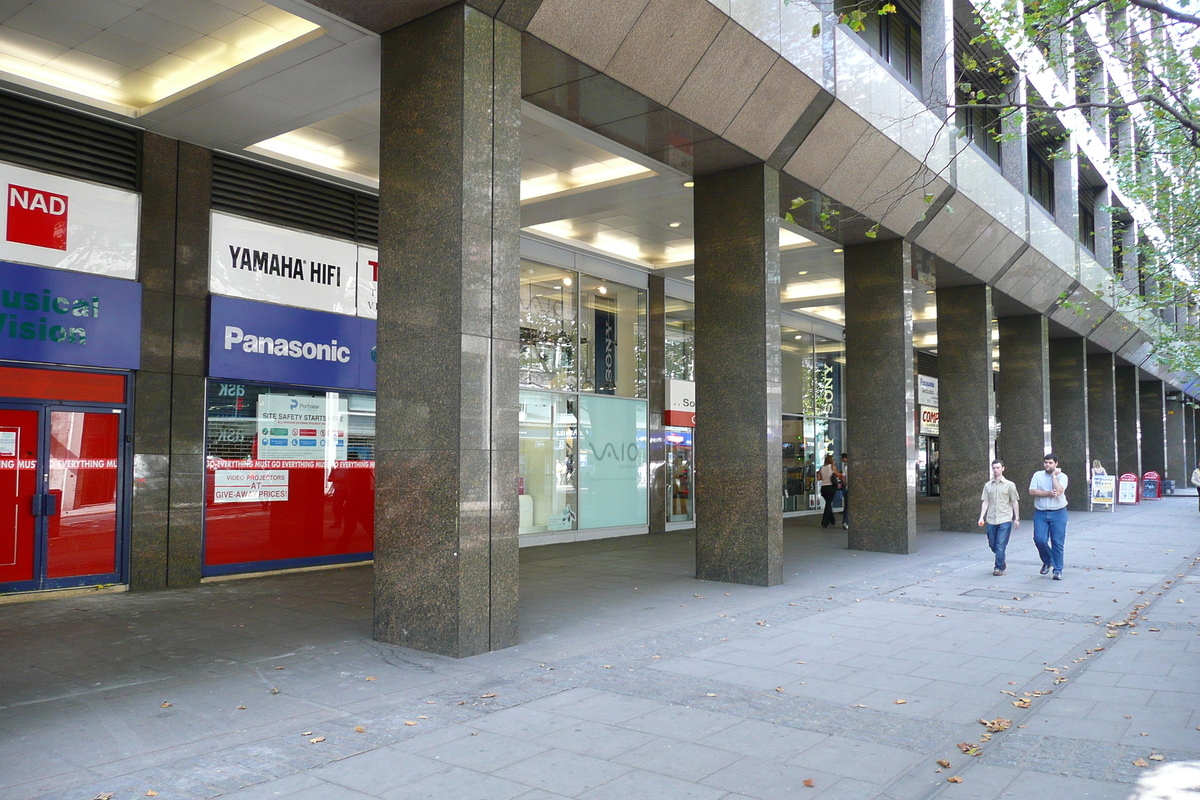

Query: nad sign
[
  {"left": 1, "top": 161, "right": 140, "bottom": 279},
  {"left": 917, "top": 374, "right": 938, "bottom": 407},
  {"left": 0, "top": 260, "right": 141, "bottom": 369},
  {"left": 209, "top": 295, "right": 376, "bottom": 391}
]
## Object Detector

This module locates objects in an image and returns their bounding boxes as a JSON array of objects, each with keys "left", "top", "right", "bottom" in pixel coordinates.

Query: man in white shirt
[
  {"left": 1029, "top": 453, "right": 1069, "bottom": 580},
  {"left": 978, "top": 460, "right": 1020, "bottom": 576}
]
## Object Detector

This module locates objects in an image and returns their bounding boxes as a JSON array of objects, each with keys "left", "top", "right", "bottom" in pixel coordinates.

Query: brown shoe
[{"left": 993, "top": 568, "right": 1005, "bottom": 576}]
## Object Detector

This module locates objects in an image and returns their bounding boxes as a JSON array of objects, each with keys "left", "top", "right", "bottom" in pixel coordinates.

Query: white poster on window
[
  {"left": 213, "top": 470, "right": 289, "bottom": 503},
  {"left": 0, "top": 161, "right": 140, "bottom": 279},
  {"left": 357, "top": 245, "right": 377, "bottom": 319},
  {"left": 255, "top": 394, "right": 348, "bottom": 461},
  {"left": 210, "top": 212, "right": 359, "bottom": 314},
  {"left": 918, "top": 374, "right": 938, "bottom": 407},
  {"left": 919, "top": 405, "right": 939, "bottom": 435}
]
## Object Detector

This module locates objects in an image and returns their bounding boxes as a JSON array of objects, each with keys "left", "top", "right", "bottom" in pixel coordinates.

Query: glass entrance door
[
  {"left": 0, "top": 405, "right": 123, "bottom": 591},
  {"left": 665, "top": 427, "right": 693, "bottom": 522}
]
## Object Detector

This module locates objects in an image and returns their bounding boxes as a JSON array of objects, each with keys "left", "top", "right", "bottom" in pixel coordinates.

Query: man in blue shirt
[{"left": 1029, "top": 453, "right": 1069, "bottom": 580}]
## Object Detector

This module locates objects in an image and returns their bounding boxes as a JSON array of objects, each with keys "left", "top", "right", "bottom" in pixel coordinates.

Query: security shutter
[
  {"left": 211, "top": 153, "right": 379, "bottom": 246},
  {"left": 0, "top": 90, "right": 139, "bottom": 191}
]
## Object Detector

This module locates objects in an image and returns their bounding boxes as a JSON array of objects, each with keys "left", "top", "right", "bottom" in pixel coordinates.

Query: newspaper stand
[
  {"left": 1142, "top": 471, "right": 1161, "bottom": 501},
  {"left": 1116, "top": 473, "right": 1140, "bottom": 505}
]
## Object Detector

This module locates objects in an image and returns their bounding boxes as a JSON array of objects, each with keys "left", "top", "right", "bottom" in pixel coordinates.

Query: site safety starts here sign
[{"left": 0, "top": 161, "right": 140, "bottom": 278}]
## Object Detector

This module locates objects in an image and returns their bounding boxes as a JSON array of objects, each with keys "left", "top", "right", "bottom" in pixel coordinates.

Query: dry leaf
[
  {"left": 1133, "top": 758, "right": 1149, "bottom": 767},
  {"left": 480, "top": 693, "right": 497, "bottom": 698},
  {"left": 146, "top": 792, "right": 159, "bottom": 797},
  {"left": 982, "top": 718, "right": 1011, "bottom": 733},
  {"left": 1150, "top": 754, "right": 1164, "bottom": 761},
  {"left": 937, "top": 759, "right": 951, "bottom": 768},
  {"left": 894, "top": 699, "right": 907, "bottom": 705},
  {"left": 270, "top": 688, "right": 279, "bottom": 694},
  {"left": 274, "top": 666, "right": 284, "bottom": 670},
  {"left": 1013, "top": 699, "right": 1031, "bottom": 708},
  {"left": 405, "top": 721, "right": 417, "bottom": 726},
  {"left": 418, "top": 715, "right": 429, "bottom": 720},
  {"left": 237, "top": 705, "right": 246, "bottom": 710},
  {"left": 94, "top": 795, "right": 115, "bottom": 800},
  {"left": 160, "top": 702, "right": 172, "bottom": 708},
  {"left": 302, "top": 732, "right": 312, "bottom": 736},
  {"left": 603, "top": 665, "right": 614, "bottom": 669},
  {"left": 310, "top": 737, "right": 325, "bottom": 743},
  {"left": 803, "top": 778, "right": 815, "bottom": 788},
  {"left": 365, "top": 676, "right": 376, "bottom": 681},
  {"left": 706, "top": 693, "right": 718, "bottom": 697},
  {"left": 947, "top": 776, "right": 963, "bottom": 783},
  {"left": 354, "top": 726, "right": 365, "bottom": 733},
  {"left": 776, "top": 686, "right": 785, "bottom": 692}
]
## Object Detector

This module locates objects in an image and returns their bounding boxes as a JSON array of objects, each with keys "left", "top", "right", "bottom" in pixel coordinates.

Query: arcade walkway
[{"left": 2, "top": 500, "right": 1197, "bottom": 800}]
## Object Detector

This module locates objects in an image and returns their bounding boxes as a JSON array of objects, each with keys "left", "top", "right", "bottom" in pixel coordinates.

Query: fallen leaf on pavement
[
  {"left": 365, "top": 676, "right": 376, "bottom": 681},
  {"left": 310, "top": 737, "right": 325, "bottom": 743},
  {"left": 270, "top": 688, "right": 279, "bottom": 694},
  {"left": 706, "top": 693, "right": 718, "bottom": 697},
  {"left": 947, "top": 776, "right": 963, "bottom": 783},
  {"left": 302, "top": 732, "right": 312, "bottom": 736},
  {"left": 160, "top": 702, "right": 171, "bottom": 708},
  {"left": 981, "top": 718, "right": 1011, "bottom": 733},
  {"left": 480, "top": 693, "right": 497, "bottom": 698},
  {"left": 405, "top": 721, "right": 417, "bottom": 726},
  {"left": 776, "top": 687, "right": 784, "bottom": 692},
  {"left": 894, "top": 699, "right": 907, "bottom": 705},
  {"left": 937, "top": 759, "right": 951, "bottom": 768},
  {"left": 237, "top": 705, "right": 246, "bottom": 710},
  {"left": 146, "top": 792, "right": 159, "bottom": 797},
  {"left": 1013, "top": 699, "right": 1031, "bottom": 708},
  {"left": 1133, "top": 758, "right": 1149, "bottom": 767},
  {"left": 355, "top": 726, "right": 365, "bottom": 733},
  {"left": 1150, "top": 754, "right": 1164, "bottom": 761},
  {"left": 803, "top": 778, "right": 815, "bottom": 788}
]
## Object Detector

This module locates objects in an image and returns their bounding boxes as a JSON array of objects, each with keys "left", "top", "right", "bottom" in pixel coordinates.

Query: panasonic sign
[{"left": 209, "top": 296, "right": 375, "bottom": 391}]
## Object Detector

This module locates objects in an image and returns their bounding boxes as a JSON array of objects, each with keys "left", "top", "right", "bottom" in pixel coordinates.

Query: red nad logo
[{"left": 7, "top": 184, "right": 68, "bottom": 250}]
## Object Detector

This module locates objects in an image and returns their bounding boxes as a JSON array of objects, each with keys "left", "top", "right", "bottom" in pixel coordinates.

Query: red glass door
[
  {"left": 46, "top": 411, "right": 120, "bottom": 579},
  {"left": 0, "top": 408, "right": 39, "bottom": 585}
]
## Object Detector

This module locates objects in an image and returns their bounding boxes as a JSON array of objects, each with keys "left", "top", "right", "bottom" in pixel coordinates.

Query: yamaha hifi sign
[
  {"left": 0, "top": 161, "right": 140, "bottom": 279},
  {"left": 209, "top": 296, "right": 376, "bottom": 391},
  {"left": 0, "top": 260, "right": 141, "bottom": 369}
]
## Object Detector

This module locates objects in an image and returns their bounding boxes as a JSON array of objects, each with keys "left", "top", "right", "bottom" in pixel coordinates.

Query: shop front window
[
  {"left": 518, "top": 391, "right": 578, "bottom": 533},
  {"left": 665, "top": 298, "right": 695, "bottom": 381},
  {"left": 580, "top": 279, "right": 646, "bottom": 398},
  {"left": 578, "top": 394, "right": 647, "bottom": 528},
  {"left": 520, "top": 263, "right": 578, "bottom": 391},
  {"left": 204, "top": 381, "right": 375, "bottom": 573}
]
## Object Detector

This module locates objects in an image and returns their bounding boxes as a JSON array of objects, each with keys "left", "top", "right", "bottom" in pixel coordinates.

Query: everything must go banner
[
  {"left": 0, "top": 161, "right": 140, "bottom": 279},
  {"left": 209, "top": 295, "right": 376, "bottom": 391},
  {"left": 209, "top": 212, "right": 377, "bottom": 318},
  {"left": 0, "top": 260, "right": 141, "bottom": 369}
]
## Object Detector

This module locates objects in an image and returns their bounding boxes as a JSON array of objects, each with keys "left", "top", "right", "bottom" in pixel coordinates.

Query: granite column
[
  {"left": 996, "top": 315, "right": 1051, "bottom": 482},
  {"left": 936, "top": 284, "right": 995, "bottom": 532},
  {"left": 1115, "top": 365, "right": 1141, "bottom": 477},
  {"left": 1048, "top": 338, "right": 1089, "bottom": 510},
  {"left": 844, "top": 240, "right": 917, "bottom": 554},
  {"left": 374, "top": 5, "right": 520, "bottom": 656},
  {"left": 648, "top": 275, "right": 667, "bottom": 535},
  {"left": 694, "top": 163, "right": 782, "bottom": 586},
  {"left": 1165, "top": 393, "right": 1186, "bottom": 486},
  {"left": 1086, "top": 353, "right": 1117, "bottom": 485},
  {"left": 1140, "top": 380, "right": 1166, "bottom": 476}
]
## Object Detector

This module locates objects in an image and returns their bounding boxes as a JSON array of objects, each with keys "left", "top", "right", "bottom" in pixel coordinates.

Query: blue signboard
[
  {"left": 209, "top": 296, "right": 376, "bottom": 391},
  {"left": 0, "top": 260, "right": 141, "bottom": 370}
]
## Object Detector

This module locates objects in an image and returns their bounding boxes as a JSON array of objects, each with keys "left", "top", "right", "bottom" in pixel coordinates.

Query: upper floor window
[
  {"left": 957, "top": 103, "right": 1001, "bottom": 163},
  {"left": 839, "top": 0, "right": 923, "bottom": 93},
  {"left": 1028, "top": 150, "right": 1055, "bottom": 214},
  {"left": 1079, "top": 201, "right": 1096, "bottom": 253}
]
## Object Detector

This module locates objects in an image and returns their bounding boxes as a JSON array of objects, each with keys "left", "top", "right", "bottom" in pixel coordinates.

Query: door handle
[{"left": 30, "top": 494, "right": 60, "bottom": 516}]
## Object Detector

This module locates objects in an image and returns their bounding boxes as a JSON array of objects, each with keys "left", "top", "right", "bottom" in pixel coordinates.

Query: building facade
[{"left": 0, "top": 0, "right": 1194, "bottom": 656}]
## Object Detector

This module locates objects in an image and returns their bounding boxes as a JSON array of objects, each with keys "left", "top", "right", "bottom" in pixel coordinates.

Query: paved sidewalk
[{"left": 2, "top": 499, "right": 1199, "bottom": 800}]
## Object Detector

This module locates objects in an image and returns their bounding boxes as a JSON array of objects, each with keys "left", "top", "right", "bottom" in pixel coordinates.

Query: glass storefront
[
  {"left": 665, "top": 427, "right": 693, "bottom": 522},
  {"left": 203, "top": 381, "right": 375, "bottom": 572},
  {"left": 665, "top": 298, "right": 695, "bottom": 381},
  {"left": 782, "top": 328, "right": 846, "bottom": 514},
  {"left": 519, "top": 261, "right": 648, "bottom": 536}
]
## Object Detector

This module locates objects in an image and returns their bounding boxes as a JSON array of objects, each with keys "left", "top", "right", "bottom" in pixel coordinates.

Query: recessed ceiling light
[
  {"left": 833, "top": 248, "right": 843, "bottom": 253},
  {"left": 669, "top": 222, "right": 681, "bottom": 228},
  {"left": 795, "top": 335, "right": 803, "bottom": 340},
  {"left": 798, "top": 271, "right": 809, "bottom": 275},
  {"left": 562, "top": 277, "right": 573, "bottom": 286},
  {"left": 597, "top": 286, "right": 608, "bottom": 294},
  {"left": 683, "top": 181, "right": 695, "bottom": 188},
  {"left": 926, "top": 290, "right": 935, "bottom": 294}
]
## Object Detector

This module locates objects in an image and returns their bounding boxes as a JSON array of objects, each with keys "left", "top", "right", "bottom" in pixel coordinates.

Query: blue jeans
[
  {"left": 1033, "top": 508, "right": 1068, "bottom": 572},
  {"left": 986, "top": 522, "right": 1012, "bottom": 570}
]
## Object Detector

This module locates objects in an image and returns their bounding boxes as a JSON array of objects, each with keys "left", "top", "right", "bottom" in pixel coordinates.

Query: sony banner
[
  {"left": 0, "top": 161, "right": 140, "bottom": 279},
  {"left": 209, "top": 295, "right": 376, "bottom": 391},
  {"left": 210, "top": 212, "right": 360, "bottom": 315},
  {"left": 0, "top": 260, "right": 141, "bottom": 369}
]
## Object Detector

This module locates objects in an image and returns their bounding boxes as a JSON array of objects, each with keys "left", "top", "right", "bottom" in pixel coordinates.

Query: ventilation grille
[
  {"left": 211, "top": 153, "right": 379, "bottom": 246},
  {"left": 0, "top": 91, "right": 139, "bottom": 190},
  {"left": 917, "top": 351, "right": 938, "bottom": 377}
]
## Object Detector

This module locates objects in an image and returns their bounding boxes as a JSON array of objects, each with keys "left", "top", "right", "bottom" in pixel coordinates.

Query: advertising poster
[
  {"left": 917, "top": 374, "right": 938, "bottom": 407},
  {"left": 209, "top": 212, "right": 359, "bottom": 314},
  {"left": 664, "top": 379, "right": 695, "bottom": 427},
  {"left": 1117, "top": 474, "right": 1140, "bottom": 504},
  {"left": 0, "top": 162, "right": 140, "bottom": 279},
  {"left": 213, "top": 470, "right": 289, "bottom": 503},
  {"left": 1091, "top": 475, "right": 1115, "bottom": 507},
  {"left": 256, "top": 394, "right": 348, "bottom": 462},
  {"left": 578, "top": 395, "right": 647, "bottom": 528}
]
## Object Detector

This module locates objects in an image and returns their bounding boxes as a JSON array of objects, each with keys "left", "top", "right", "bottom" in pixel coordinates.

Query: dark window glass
[{"left": 1029, "top": 152, "right": 1055, "bottom": 213}]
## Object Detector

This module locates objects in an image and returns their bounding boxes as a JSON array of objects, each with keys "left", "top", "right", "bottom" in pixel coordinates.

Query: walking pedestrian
[
  {"left": 1030, "top": 453, "right": 1069, "bottom": 580},
  {"left": 819, "top": 455, "right": 839, "bottom": 528},
  {"left": 1191, "top": 460, "right": 1200, "bottom": 513},
  {"left": 977, "top": 459, "right": 1020, "bottom": 576}
]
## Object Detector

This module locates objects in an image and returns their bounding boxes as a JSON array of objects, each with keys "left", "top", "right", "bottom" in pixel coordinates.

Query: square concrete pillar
[
  {"left": 1049, "top": 338, "right": 1089, "bottom": 510},
  {"left": 1140, "top": 380, "right": 1166, "bottom": 476},
  {"left": 1086, "top": 353, "right": 1117, "bottom": 482},
  {"left": 1115, "top": 365, "right": 1141, "bottom": 476},
  {"left": 648, "top": 275, "right": 667, "bottom": 535},
  {"left": 844, "top": 240, "right": 917, "bottom": 554},
  {"left": 936, "top": 284, "right": 995, "bottom": 532},
  {"left": 694, "top": 163, "right": 783, "bottom": 586},
  {"left": 997, "top": 315, "right": 1051, "bottom": 481},
  {"left": 374, "top": 6, "right": 521, "bottom": 656},
  {"left": 1166, "top": 394, "right": 1187, "bottom": 485}
]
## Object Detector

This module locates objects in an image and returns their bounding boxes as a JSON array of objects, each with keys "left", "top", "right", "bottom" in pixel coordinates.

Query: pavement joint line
[{"left": 885, "top": 543, "right": 1200, "bottom": 798}]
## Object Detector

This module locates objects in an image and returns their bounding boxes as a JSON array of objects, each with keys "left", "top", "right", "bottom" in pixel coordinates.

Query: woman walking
[{"left": 819, "top": 454, "right": 840, "bottom": 528}]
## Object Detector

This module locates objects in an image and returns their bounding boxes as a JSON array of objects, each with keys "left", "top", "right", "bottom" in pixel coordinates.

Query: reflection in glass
[
  {"left": 204, "top": 381, "right": 375, "bottom": 570},
  {"left": 580, "top": 279, "right": 646, "bottom": 398},
  {"left": 518, "top": 391, "right": 577, "bottom": 533},
  {"left": 520, "top": 262, "right": 578, "bottom": 391},
  {"left": 46, "top": 411, "right": 119, "bottom": 578},
  {"left": 578, "top": 394, "right": 647, "bottom": 528},
  {"left": 665, "top": 427, "right": 693, "bottom": 522},
  {"left": 665, "top": 298, "right": 695, "bottom": 381}
]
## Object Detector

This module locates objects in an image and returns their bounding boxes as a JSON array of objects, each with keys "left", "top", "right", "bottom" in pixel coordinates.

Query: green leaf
[
  {"left": 865, "top": 227, "right": 878, "bottom": 239},
  {"left": 812, "top": 22, "right": 821, "bottom": 38},
  {"left": 879, "top": 2, "right": 897, "bottom": 13},
  {"left": 790, "top": 197, "right": 808, "bottom": 209}
]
